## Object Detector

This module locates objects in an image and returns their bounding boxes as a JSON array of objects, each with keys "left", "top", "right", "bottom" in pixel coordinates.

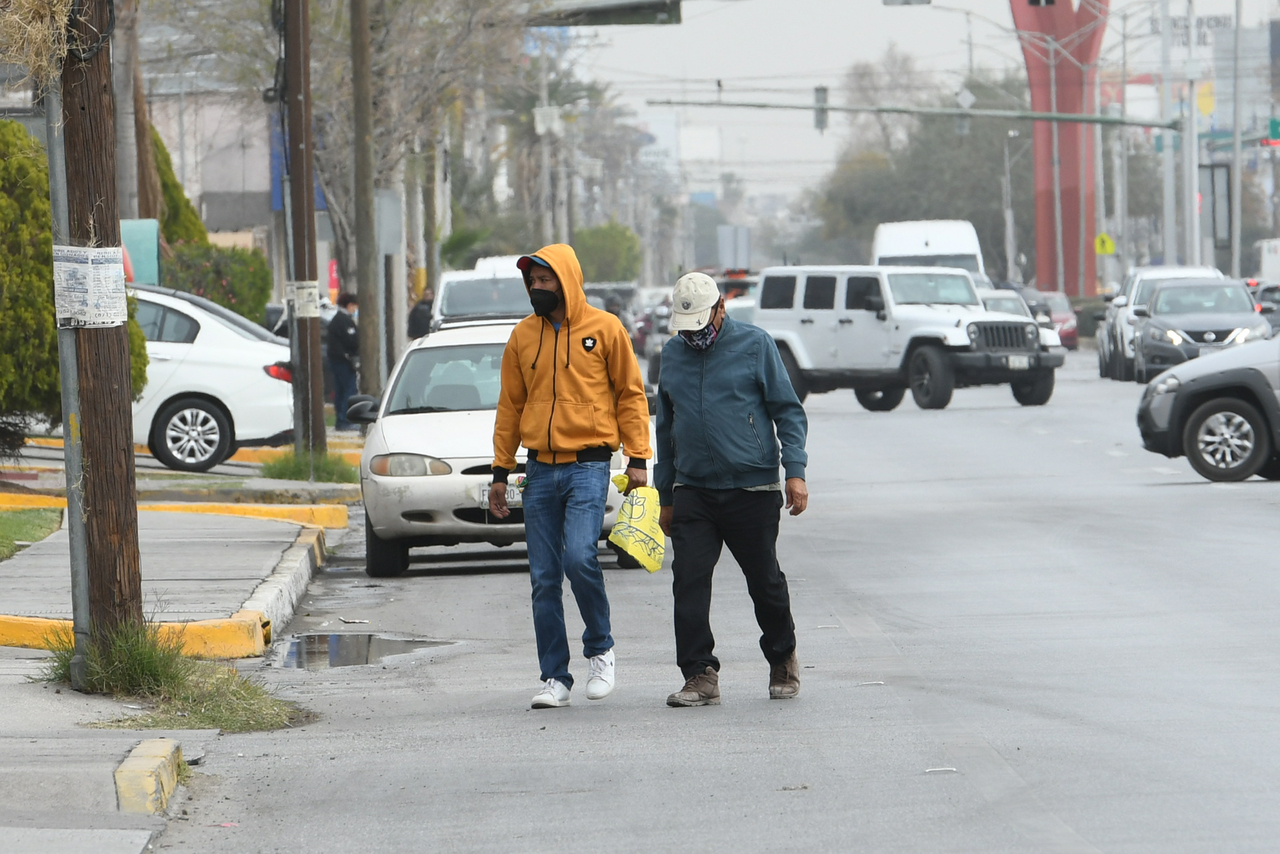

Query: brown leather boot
[
  {"left": 667, "top": 666, "right": 721, "bottom": 707},
  {"left": 768, "top": 651, "right": 800, "bottom": 699}
]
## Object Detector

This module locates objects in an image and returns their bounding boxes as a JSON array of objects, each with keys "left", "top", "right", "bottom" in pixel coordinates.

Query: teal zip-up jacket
[{"left": 655, "top": 317, "right": 808, "bottom": 505}]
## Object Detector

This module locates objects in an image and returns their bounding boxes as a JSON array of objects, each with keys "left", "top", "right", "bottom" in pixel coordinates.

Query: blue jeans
[
  {"left": 330, "top": 360, "right": 358, "bottom": 429},
  {"left": 522, "top": 458, "right": 613, "bottom": 687}
]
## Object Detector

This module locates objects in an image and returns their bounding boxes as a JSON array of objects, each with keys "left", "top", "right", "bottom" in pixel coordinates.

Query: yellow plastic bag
[{"left": 608, "top": 474, "right": 666, "bottom": 573}]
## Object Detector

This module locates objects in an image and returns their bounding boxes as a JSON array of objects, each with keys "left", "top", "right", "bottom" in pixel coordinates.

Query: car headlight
[
  {"left": 1151, "top": 375, "right": 1181, "bottom": 395},
  {"left": 369, "top": 453, "right": 452, "bottom": 476},
  {"left": 1231, "top": 323, "right": 1272, "bottom": 344},
  {"left": 966, "top": 323, "right": 980, "bottom": 345},
  {"left": 1024, "top": 323, "right": 1038, "bottom": 342},
  {"left": 1152, "top": 328, "right": 1184, "bottom": 346}
]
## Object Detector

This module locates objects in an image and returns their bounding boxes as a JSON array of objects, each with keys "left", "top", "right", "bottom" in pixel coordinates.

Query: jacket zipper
[
  {"left": 548, "top": 325, "right": 559, "bottom": 464},
  {"left": 698, "top": 349, "right": 722, "bottom": 483}
]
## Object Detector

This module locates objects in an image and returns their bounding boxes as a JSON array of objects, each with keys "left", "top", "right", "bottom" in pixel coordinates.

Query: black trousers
[{"left": 670, "top": 486, "right": 797, "bottom": 678}]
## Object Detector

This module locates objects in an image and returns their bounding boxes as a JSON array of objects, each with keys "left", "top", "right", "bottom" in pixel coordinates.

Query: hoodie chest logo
[{"left": 582, "top": 336, "right": 597, "bottom": 352}]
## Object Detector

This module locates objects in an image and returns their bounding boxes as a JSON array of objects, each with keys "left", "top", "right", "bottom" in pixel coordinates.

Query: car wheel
[
  {"left": 854, "top": 388, "right": 906, "bottom": 412},
  {"left": 151, "top": 398, "right": 233, "bottom": 472},
  {"left": 1116, "top": 349, "right": 1135, "bottom": 382},
  {"left": 1255, "top": 456, "right": 1280, "bottom": 480},
  {"left": 1182, "top": 398, "right": 1271, "bottom": 482},
  {"left": 1011, "top": 370, "right": 1055, "bottom": 406},
  {"left": 365, "top": 514, "right": 408, "bottom": 577},
  {"left": 1097, "top": 343, "right": 1109, "bottom": 378},
  {"left": 778, "top": 348, "right": 809, "bottom": 403},
  {"left": 908, "top": 346, "right": 954, "bottom": 410}
]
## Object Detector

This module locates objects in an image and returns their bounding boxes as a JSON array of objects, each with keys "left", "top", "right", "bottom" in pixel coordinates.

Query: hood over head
[{"left": 517, "top": 244, "right": 586, "bottom": 323}]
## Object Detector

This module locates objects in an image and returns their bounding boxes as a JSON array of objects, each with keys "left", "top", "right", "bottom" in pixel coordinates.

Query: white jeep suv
[{"left": 750, "top": 265, "right": 1063, "bottom": 410}]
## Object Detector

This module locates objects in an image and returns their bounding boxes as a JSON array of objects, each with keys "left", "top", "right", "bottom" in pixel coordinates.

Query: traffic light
[{"left": 814, "top": 86, "right": 828, "bottom": 133}]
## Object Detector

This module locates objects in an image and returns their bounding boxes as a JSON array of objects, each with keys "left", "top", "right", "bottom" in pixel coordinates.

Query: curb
[
  {"left": 135, "top": 484, "right": 361, "bottom": 505},
  {"left": 230, "top": 447, "right": 362, "bottom": 466},
  {"left": 0, "top": 494, "right": 348, "bottom": 528},
  {"left": 0, "top": 527, "right": 326, "bottom": 658},
  {"left": 115, "top": 738, "right": 183, "bottom": 815}
]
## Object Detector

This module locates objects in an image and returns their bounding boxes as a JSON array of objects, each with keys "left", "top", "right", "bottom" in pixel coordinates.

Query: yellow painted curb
[
  {"left": 0, "top": 496, "right": 346, "bottom": 528},
  {"left": 142, "top": 502, "right": 348, "bottom": 528},
  {"left": 230, "top": 447, "right": 362, "bottom": 466},
  {"left": 24, "top": 437, "right": 63, "bottom": 449},
  {"left": 116, "top": 738, "right": 183, "bottom": 815},
  {"left": 0, "top": 609, "right": 268, "bottom": 658}
]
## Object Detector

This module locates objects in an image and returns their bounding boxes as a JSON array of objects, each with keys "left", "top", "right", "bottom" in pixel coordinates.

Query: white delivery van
[{"left": 872, "top": 220, "right": 987, "bottom": 282}]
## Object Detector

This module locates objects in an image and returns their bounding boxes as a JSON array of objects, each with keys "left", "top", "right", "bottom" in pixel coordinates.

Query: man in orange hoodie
[{"left": 489, "top": 244, "right": 651, "bottom": 709}]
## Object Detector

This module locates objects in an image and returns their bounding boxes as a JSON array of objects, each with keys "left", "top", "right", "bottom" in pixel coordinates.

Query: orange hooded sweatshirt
[{"left": 492, "top": 244, "right": 652, "bottom": 480}]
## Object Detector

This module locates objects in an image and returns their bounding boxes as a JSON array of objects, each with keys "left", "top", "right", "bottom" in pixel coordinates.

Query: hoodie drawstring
[
  {"left": 530, "top": 320, "right": 546, "bottom": 370},
  {"left": 565, "top": 317, "right": 571, "bottom": 368}
]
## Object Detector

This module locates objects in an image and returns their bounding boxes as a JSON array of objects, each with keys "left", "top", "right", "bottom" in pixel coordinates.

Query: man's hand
[
  {"left": 623, "top": 466, "right": 648, "bottom": 494},
  {"left": 659, "top": 506, "right": 673, "bottom": 536},
  {"left": 488, "top": 482, "right": 511, "bottom": 519},
  {"left": 784, "top": 477, "right": 808, "bottom": 516}
]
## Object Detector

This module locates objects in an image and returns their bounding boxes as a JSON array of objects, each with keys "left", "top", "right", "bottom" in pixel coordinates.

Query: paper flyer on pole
[{"left": 52, "top": 245, "right": 128, "bottom": 329}]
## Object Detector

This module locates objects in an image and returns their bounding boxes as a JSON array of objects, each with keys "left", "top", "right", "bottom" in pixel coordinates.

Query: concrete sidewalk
[{"left": 0, "top": 510, "right": 337, "bottom": 853}]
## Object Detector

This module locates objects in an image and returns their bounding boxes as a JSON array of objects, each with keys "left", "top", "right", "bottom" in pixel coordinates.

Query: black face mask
[{"left": 529, "top": 288, "right": 561, "bottom": 318}]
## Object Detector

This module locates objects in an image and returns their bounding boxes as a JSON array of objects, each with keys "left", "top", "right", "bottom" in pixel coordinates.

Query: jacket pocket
[{"left": 549, "top": 401, "right": 597, "bottom": 451}]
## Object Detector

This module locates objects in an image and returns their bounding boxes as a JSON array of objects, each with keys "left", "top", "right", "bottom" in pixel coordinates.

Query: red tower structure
[{"left": 1011, "top": 0, "right": 1110, "bottom": 297}]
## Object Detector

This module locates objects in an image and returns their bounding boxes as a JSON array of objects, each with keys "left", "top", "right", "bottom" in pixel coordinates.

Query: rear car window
[
  {"left": 440, "top": 278, "right": 528, "bottom": 318},
  {"left": 135, "top": 299, "right": 199, "bottom": 344},
  {"left": 759, "top": 276, "right": 796, "bottom": 310},
  {"left": 803, "top": 276, "right": 836, "bottom": 310},
  {"left": 845, "top": 276, "right": 880, "bottom": 310}
]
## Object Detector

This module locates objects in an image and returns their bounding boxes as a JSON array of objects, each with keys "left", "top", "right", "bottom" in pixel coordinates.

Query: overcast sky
[{"left": 580, "top": 0, "right": 1276, "bottom": 202}]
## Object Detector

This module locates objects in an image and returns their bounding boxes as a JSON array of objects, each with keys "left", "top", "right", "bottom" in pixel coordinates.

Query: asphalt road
[{"left": 156, "top": 351, "right": 1280, "bottom": 853}]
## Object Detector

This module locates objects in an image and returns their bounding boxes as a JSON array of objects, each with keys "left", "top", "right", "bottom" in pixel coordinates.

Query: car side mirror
[
  {"left": 346, "top": 395, "right": 379, "bottom": 424},
  {"left": 1103, "top": 293, "right": 1115, "bottom": 302},
  {"left": 1132, "top": 306, "right": 1149, "bottom": 318},
  {"left": 865, "top": 294, "right": 886, "bottom": 320},
  {"left": 1113, "top": 295, "right": 1128, "bottom": 307},
  {"left": 1261, "top": 303, "right": 1277, "bottom": 314}
]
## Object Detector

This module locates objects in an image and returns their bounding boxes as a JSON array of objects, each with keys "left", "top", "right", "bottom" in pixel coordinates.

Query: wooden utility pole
[
  {"left": 351, "top": 0, "right": 381, "bottom": 395},
  {"left": 284, "top": 0, "right": 326, "bottom": 454},
  {"left": 61, "top": 0, "right": 143, "bottom": 638}
]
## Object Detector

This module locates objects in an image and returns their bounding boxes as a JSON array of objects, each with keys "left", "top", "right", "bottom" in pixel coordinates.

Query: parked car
[
  {"left": 1255, "top": 284, "right": 1280, "bottom": 332},
  {"left": 750, "top": 265, "right": 1062, "bottom": 411},
  {"left": 1131, "top": 279, "right": 1273, "bottom": 383},
  {"left": 346, "top": 322, "right": 633, "bottom": 577},
  {"left": 132, "top": 285, "right": 293, "bottom": 472},
  {"left": 431, "top": 269, "right": 530, "bottom": 332},
  {"left": 1137, "top": 333, "right": 1280, "bottom": 481},
  {"left": 1097, "top": 265, "right": 1223, "bottom": 381},
  {"left": 1042, "top": 291, "right": 1078, "bottom": 350},
  {"left": 978, "top": 288, "right": 1033, "bottom": 318}
]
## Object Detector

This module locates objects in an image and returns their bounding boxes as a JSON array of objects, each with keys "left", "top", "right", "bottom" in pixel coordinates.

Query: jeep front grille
[{"left": 978, "top": 322, "right": 1034, "bottom": 351}]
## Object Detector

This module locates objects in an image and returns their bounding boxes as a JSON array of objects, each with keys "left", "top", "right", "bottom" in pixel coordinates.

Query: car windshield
[
  {"left": 1043, "top": 292, "right": 1072, "bottom": 312},
  {"left": 982, "top": 296, "right": 1030, "bottom": 317},
  {"left": 1151, "top": 285, "right": 1255, "bottom": 316},
  {"left": 385, "top": 344, "right": 505, "bottom": 414},
  {"left": 439, "top": 278, "right": 529, "bottom": 318},
  {"left": 878, "top": 254, "right": 980, "bottom": 273},
  {"left": 887, "top": 273, "right": 978, "bottom": 306}
]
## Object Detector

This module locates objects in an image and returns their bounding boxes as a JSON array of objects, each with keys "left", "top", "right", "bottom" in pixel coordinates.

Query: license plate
[
  {"left": 1007, "top": 355, "right": 1030, "bottom": 370},
  {"left": 478, "top": 484, "right": 522, "bottom": 508}
]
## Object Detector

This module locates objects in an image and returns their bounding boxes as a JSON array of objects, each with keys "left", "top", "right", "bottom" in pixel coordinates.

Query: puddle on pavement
[{"left": 275, "top": 633, "right": 451, "bottom": 670}]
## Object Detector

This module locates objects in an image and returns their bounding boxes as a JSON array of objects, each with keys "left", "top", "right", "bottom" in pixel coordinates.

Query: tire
[
  {"left": 1011, "top": 370, "right": 1055, "bottom": 406},
  {"left": 151, "top": 397, "right": 233, "bottom": 472},
  {"left": 1255, "top": 456, "right": 1280, "bottom": 480},
  {"left": 1097, "top": 343, "right": 1109, "bottom": 378},
  {"left": 855, "top": 387, "right": 906, "bottom": 412},
  {"left": 1116, "top": 345, "right": 1135, "bottom": 381},
  {"left": 365, "top": 513, "right": 408, "bottom": 577},
  {"left": 1181, "top": 398, "right": 1272, "bottom": 482},
  {"left": 907, "top": 346, "right": 954, "bottom": 410},
  {"left": 778, "top": 348, "right": 809, "bottom": 403}
]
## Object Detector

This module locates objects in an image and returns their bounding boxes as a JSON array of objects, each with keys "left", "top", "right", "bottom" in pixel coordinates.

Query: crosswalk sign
[{"left": 1094, "top": 232, "right": 1116, "bottom": 256}]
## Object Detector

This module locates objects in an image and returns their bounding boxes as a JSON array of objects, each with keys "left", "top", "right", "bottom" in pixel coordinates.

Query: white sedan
[
  {"left": 132, "top": 285, "right": 294, "bottom": 471},
  {"left": 349, "top": 322, "right": 631, "bottom": 577}
]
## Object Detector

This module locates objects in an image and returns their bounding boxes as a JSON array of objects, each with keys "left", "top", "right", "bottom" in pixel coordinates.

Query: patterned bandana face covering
[{"left": 679, "top": 321, "right": 718, "bottom": 351}]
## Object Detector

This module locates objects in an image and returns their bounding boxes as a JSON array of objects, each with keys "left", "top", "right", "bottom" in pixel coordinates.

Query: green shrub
[
  {"left": 150, "top": 125, "right": 208, "bottom": 246},
  {"left": 574, "top": 221, "right": 642, "bottom": 282},
  {"left": 0, "top": 120, "right": 149, "bottom": 459},
  {"left": 42, "top": 619, "right": 192, "bottom": 697},
  {"left": 161, "top": 242, "right": 273, "bottom": 321},
  {"left": 261, "top": 451, "right": 360, "bottom": 483}
]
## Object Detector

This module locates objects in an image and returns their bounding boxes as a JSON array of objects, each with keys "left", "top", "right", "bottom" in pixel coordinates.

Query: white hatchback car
[
  {"left": 349, "top": 322, "right": 631, "bottom": 577},
  {"left": 131, "top": 285, "right": 294, "bottom": 471}
]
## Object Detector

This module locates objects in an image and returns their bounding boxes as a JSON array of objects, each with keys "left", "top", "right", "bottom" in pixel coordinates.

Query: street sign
[
  {"left": 1270, "top": 117, "right": 1280, "bottom": 141},
  {"left": 1095, "top": 232, "right": 1116, "bottom": 256}
]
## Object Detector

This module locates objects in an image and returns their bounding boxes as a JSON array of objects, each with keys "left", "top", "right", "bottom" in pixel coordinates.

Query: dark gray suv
[
  {"left": 1131, "top": 279, "right": 1272, "bottom": 383},
  {"left": 1137, "top": 335, "right": 1280, "bottom": 481}
]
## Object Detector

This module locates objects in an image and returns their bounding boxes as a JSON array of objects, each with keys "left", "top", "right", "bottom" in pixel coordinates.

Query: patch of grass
[
  {"left": 41, "top": 621, "right": 309, "bottom": 732},
  {"left": 260, "top": 451, "right": 358, "bottom": 483},
  {"left": 0, "top": 508, "right": 63, "bottom": 560}
]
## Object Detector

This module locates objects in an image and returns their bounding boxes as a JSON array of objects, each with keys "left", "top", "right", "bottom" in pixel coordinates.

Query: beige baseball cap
[{"left": 670, "top": 272, "right": 721, "bottom": 332}]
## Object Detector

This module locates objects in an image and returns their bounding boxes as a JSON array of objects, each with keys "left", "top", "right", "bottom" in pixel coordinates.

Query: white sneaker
[
  {"left": 585, "top": 649, "right": 615, "bottom": 700},
  {"left": 531, "top": 678, "right": 571, "bottom": 709}
]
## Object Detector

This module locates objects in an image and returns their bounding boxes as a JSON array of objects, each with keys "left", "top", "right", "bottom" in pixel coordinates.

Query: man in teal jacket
[{"left": 655, "top": 272, "right": 809, "bottom": 707}]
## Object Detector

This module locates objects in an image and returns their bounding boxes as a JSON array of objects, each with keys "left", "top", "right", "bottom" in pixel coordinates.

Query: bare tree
[{"left": 841, "top": 44, "right": 935, "bottom": 155}]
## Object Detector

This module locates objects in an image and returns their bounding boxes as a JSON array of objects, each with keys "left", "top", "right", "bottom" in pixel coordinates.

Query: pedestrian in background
[
  {"left": 327, "top": 293, "right": 360, "bottom": 432},
  {"left": 489, "top": 244, "right": 652, "bottom": 709},
  {"left": 655, "top": 271, "right": 809, "bottom": 707},
  {"left": 407, "top": 287, "right": 434, "bottom": 339}
]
